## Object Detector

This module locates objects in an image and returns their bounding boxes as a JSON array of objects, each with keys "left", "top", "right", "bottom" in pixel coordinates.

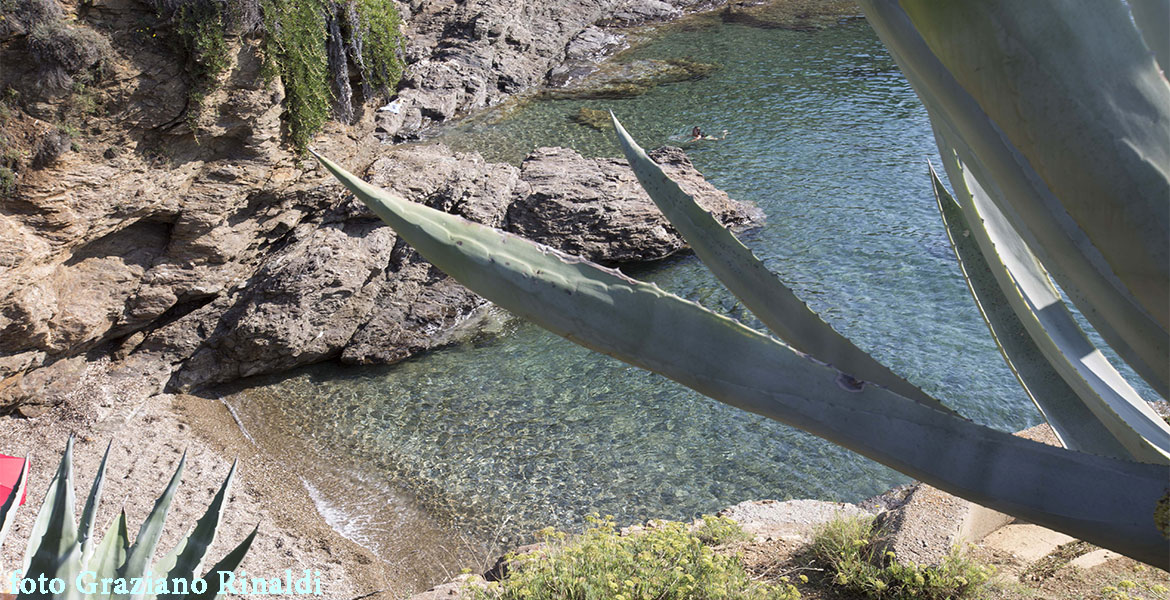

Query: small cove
[{"left": 221, "top": 16, "right": 1154, "bottom": 587}]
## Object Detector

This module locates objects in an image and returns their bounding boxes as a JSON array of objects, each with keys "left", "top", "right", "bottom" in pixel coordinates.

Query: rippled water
[{"left": 224, "top": 18, "right": 1151, "bottom": 581}]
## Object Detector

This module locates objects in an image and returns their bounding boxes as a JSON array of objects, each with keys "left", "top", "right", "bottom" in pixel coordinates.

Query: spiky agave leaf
[
  {"left": 78, "top": 441, "right": 113, "bottom": 565},
  {"left": 858, "top": 0, "right": 1169, "bottom": 399},
  {"left": 932, "top": 122, "right": 1170, "bottom": 464},
  {"left": 930, "top": 163, "right": 1134, "bottom": 461},
  {"left": 115, "top": 451, "right": 186, "bottom": 600},
  {"left": 21, "top": 437, "right": 83, "bottom": 600},
  {"left": 313, "top": 151, "right": 1170, "bottom": 566},
  {"left": 610, "top": 112, "right": 947, "bottom": 412},
  {"left": 85, "top": 510, "right": 130, "bottom": 600},
  {"left": 189, "top": 525, "right": 258, "bottom": 600},
  {"left": 152, "top": 460, "right": 237, "bottom": 600},
  {"left": 1129, "top": 0, "right": 1170, "bottom": 76},
  {"left": 900, "top": 0, "right": 1170, "bottom": 328}
]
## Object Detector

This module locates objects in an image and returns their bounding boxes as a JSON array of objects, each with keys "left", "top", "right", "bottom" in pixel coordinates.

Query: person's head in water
[{"left": 691, "top": 126, "right": 703, "bottom": 139}]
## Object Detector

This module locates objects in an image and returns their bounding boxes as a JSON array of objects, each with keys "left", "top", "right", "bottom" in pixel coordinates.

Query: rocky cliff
[{"left": 0, "top": 0, "right": 767, "bottom": 416}]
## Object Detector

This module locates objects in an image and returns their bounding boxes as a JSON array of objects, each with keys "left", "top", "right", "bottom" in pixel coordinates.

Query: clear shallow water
[{"left": 226, "top": 18, "right": 1152, "bottom": 574}]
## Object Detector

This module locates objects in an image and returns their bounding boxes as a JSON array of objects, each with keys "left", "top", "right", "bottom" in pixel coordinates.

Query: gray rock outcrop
[{"left": 509, "top": 146, "right": 763, "bottom": 263}]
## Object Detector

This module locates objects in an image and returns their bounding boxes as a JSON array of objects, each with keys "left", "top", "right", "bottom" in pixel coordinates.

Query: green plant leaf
[
  {"left": 85, "top": 510, "right": 130, "bottom": 600},
  {"left": 23, "top": 437, "right": 77, "bottom": 575},
  {"left": 152, "top": 460, "right": 237, "bottom": 600},
  {"left": 900, "top": 0, "right": 1170, "bottom": 339},
  {"left": 313, "top": 151, "right": 1170, "bottom": 566},
  {"left": 190, "top": 525, "right": 258, "bottom": 600},
  {"left": 611, "top": 112, "right": 947, "bottom": 413},
  {"left": 903, "top": 0, "right": 1170, "bottom": 320},
  {"left": 1129, "top": 0, "right": 1170, "bottom": 76},
  {"left": 78, "top": 441, "right": 113, "bottom": 564},
  {"left": 931, "top": 120, "right": 1170, "bottom": 464},
  {"left": 116, "top": 451, "right": 186, "bottom": 599},
  {"left": 21, "top": 437, "right": 83, "bottom": 600},
  {"left": 858, "top": 0, "right": 1169, "bottom": 399},
  {"left": 930, "top": 162, "right": 1135, "bottom": 461}
]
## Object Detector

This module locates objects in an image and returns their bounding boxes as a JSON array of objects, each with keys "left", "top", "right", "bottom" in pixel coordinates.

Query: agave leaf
[
  {"left": 0, "top": 456, "right": 29, "bottom": 558},
  {"left": 930, "top": 163, "right": 1136, "bottom": 461},
  {"left": 152, "top": 460, "right": 237, "bottom": 600},
  {"left": 86, "top": 510, "right": 130, "bottom": 600},
  {"left": 22, "top": 437, "right": 83, "bottom": 600},
  {"left": 900, "top": 0, "right": 1170, "bottom": 331},
  {"left": 79, "top": 441, "right": 113, "bottom": 564},
  {"left": 858, "top": 0, "right": 1169, "bottom": 399},
  {"left": 23, "top": 437, "right": 77, "bottom": 577},
  {"left": 189, "top": 525, "right": 258, "bottom": 600},
  {"left": 932, "top": 127, "right": 1170, "bottom": 464},
  {"left": 313, "top": 151, "right": 1170, "bottom": 566},
  {"left": 1129, "top": 0, "right": 1170, "bottom": 76},
  {"left": 116, "top": 451, "right": 186, "bottom": 599},
  {"left": 611, "top": 113, "right": 947, "bottom": 412}
]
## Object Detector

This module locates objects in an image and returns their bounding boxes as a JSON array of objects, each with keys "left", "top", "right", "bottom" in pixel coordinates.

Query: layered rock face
[{"left": 0, "top": 0, "right": 750, "bottom": 414}]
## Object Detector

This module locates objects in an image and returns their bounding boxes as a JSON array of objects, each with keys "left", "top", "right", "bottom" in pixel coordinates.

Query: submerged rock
[
  {"left": 569, "top": 107, "right": 612, "bottom": 131},
  {"left": 541, "top": 57, "right": 720, "bottom": 100},
  {"left": 714, "top": 0, "right": 861, "bottom": 31}
]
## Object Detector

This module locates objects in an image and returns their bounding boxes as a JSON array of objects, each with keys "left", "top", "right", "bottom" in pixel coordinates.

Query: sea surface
[{"left": 223, "top": 17, "right": 1153, "bottom": 584}]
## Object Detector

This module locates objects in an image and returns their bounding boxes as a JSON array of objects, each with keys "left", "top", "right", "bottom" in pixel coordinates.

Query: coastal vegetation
[
  {"left": 475, "top": 514, "right": 799, "bottom": 600},
  {"left": 258, "top": 0, "right": 404, "bottom": 149},
  {"left": 809, "top": 515, "right": 991, "bottom": 599},
  {"left": 313, "top": 0, "right": 1170, "bottom": 568},
  {"left": 471, "top": 513, "right": 998, "bottom": 600},
  {"left": 153, "top": 0, "right": 405, "bottom": 148}
]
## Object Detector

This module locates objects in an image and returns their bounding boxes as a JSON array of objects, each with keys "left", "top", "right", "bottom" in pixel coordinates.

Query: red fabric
[{"left": 0, "top": 454, "right": 28, "bottom": 506}]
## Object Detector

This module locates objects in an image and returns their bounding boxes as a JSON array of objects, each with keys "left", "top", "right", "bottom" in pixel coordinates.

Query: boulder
[{"left": 508, "top": 146, "right": 763, "bottom": 263}]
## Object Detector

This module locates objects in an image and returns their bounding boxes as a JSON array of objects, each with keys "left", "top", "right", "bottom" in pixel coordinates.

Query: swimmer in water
[{"left": 689, "top": 126, "right": 728, "bottom": 141}]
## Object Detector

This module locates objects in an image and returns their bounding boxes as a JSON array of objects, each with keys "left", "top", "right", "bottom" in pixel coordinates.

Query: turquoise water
[{"left": 225, "top": 18, "right": 1149, "bottom": 573}]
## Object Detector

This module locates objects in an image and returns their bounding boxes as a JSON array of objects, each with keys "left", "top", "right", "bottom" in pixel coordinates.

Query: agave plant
[
  {"left": 311, "top": 0, "right": 1170, "bottom": 567},
  {"left": 0, "top": 438, "right": 255, "bottom": 599}
]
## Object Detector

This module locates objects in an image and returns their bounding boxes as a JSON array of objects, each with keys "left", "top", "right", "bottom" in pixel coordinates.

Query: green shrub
[
  {"left": 475, "top": 514, "right": 799, "bottom": 600},
  {"left": 0, "top": 166, "right": 15, "bottom": 197},
  {"left": 261, "top": 0, "right": 404, "bottom": 150},
  {"left": 694, "top": 514, "right": 752, "bottom": 546},
  {"left": 261, "top": 0, "right": 330, "bottom": 150},
  {"left": 352, "top": 0, "right": 404, "bottom": 94},
  {"left": 810, "top": 515, "right": 992, "bottom": 600},
  {"left": 27, "top": 17, "right": 112, "bottom": 91},
  {"left": 153, "top": 0, "right": 230, "bottom": 133},
  {"left": 163, "top": 0, "right": 231, "bottom": 85}
]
